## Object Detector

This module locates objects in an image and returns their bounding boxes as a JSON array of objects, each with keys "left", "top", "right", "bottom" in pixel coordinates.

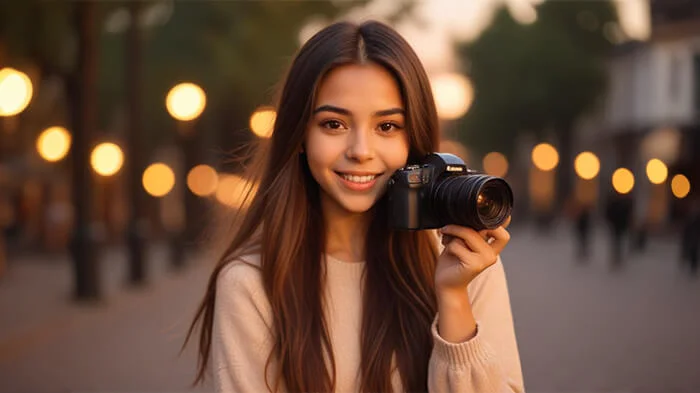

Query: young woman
[{"left": 186, "top": 20, "right": 524, "bottom": 393}]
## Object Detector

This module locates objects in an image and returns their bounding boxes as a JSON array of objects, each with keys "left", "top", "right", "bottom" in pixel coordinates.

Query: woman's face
[{"left": 304, "top": 63, "right": 410, "bottom": 216}]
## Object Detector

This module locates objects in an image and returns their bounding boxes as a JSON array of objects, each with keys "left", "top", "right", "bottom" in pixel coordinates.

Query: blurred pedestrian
[
  {"left": 566, "top": 197, "right": 593, "bottom": 261},
  {"left": 604, "top": 191, "right": 634, "bottom": 268},
  {"left": 680, "top": 198, "right": 700, "bottom": 276},
  {"left": 184, "top": 21, "right": 524, "bottom": 393}
]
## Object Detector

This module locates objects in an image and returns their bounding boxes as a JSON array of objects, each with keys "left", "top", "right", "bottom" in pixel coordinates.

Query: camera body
[{"left": 387, "top": 153, "right": 513, "bottom": 231}]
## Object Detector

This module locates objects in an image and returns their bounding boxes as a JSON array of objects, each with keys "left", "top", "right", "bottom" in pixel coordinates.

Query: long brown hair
[{"left": 185, "top": 20, "right": 441, "bottom": 392}]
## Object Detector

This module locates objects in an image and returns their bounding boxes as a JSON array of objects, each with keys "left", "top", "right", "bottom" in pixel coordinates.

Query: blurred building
[{"left": 579, "top": 0, "right": 700, "bottom": 231}]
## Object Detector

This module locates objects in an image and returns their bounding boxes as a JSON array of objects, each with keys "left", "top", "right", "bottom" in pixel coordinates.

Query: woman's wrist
[{"left": 436, "top": 287, "right": 478, "bottom": 343}]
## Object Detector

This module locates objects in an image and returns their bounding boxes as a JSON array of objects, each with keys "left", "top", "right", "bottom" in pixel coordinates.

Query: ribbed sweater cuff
[{"left": 431, "top": 314, "right": 494, "bottom": 367}]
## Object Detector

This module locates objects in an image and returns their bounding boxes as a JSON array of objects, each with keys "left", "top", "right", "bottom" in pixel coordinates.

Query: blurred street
[
  {"left": 0, "top": 244, "right": 212, "bottom": 393},
  {"left": 0, "top": 224, "right": 698, "bottom": 393}
]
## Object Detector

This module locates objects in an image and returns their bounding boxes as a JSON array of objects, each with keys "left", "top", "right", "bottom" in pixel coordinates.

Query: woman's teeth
[{"left": 341, "top": 174, "right": 377, "bottom": 183}]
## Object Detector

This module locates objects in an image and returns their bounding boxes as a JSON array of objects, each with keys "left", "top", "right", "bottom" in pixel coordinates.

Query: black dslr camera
[{"left": 387, "top": 153, "right": 513, "bottom": 231}]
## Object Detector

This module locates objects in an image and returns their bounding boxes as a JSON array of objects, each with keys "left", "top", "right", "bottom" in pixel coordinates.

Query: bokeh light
[
  {"left": 612, "top": 168, "right": 635, "bottom": 194},
  {"left": 142, "top": 163, "right": 175, "bottom": 197},
  {"left": 430, "top": 73, "right": 474, "bottom": 120},
  {"left": 165, "top": 82, "right": 206, "bottom": 121},
  {"left": 641, "top": 127, "right": 681, "bottom": 163},
  {"left": 187, "top": 164, "right": 218, "bottom": 196},
  {"left": 508, "top": 1, "right": 538, "bottom": 25},
  {"left": 574, "top": 151, "right": 600, "bottom": 180},
  {"left": 249, "top": 107, "right": 276, "bottom": 138},
  {"left": 671, "top": 174, "right": 691, "bottom": 199},
  {"left": 439, "top": 140, "right": 469, "bottom": 163},
  {"left": 645, "top": 158, "right": 668, "bottom": 184},
  {"left": 482, "top": 152, "right": 509, "bottom": 177},
  {"left": 90, "top": 143, "right": 124, "bottom": 176},
  {"left": 0, "top": 67, "right": 33, "bottom": 116},
  {"left": 215, "top": 174, "right": 258, "bottom": 209},
  {"left": 36, "top": 126, "right": 71, "bottom": 162},
  {"left": 531, "top": 143, "right": 559, "bottom": 171}
]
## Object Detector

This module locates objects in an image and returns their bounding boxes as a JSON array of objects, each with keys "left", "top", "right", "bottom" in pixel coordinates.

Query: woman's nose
[{"left": 345, "top": 129, "right": 374, "bottom": 162}]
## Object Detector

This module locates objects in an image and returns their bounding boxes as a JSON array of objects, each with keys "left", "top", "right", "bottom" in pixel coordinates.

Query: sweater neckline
[
  {"left": 325, "top": 253, "right": 366, "bottom": 264},
  {"left": 324, "top": 254, "right": 366, "bottom": 278}
]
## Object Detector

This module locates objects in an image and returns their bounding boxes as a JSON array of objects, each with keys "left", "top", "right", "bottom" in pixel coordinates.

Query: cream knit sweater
[{"left": 211, "top": 253, "right": 524, "bottom": 393}]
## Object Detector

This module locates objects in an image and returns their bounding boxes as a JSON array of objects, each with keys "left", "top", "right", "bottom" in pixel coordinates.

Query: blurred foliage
[
  {"left": 1, "top": 0, "right": 377, "bottom": 154},
  {"left": 99, "top": 1, "right": 370, "bottom": 153},
  {"left": 455, "top": 0, "right": 618, "bottom": 157}
]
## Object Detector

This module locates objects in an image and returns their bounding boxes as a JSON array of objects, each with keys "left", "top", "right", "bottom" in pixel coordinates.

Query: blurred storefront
[{"left": 580, "top": 0, "right": 700, "bottom": 232}]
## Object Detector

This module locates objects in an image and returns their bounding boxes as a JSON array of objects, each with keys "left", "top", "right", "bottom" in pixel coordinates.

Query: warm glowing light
[
  {"left": 531, "top": 143, "right": 559, "bottom": 171},
  {"left": 0, "top": 67, "right": 33, "bottom": 116},
  {"left": 215, "top": 174, "right": 258, "bottom": 209},
  {"left": 165, "top": 82, "right": 206, "bottom": 121},
  {"left": 187, "top": 164, "right": 218, "bottom": 196},
  {"left": 36, "top": 126, "right": 71, "bottom": 162},
  {"left": 249, "top": 107, "right": 277, "bottom": 138},
  {"left": 482, "top": 152, "right": 509, "bottom": 177},
  {"left": 614, "top": 0, "right": 651, "bottom": 41},
  {"left": 671, "top": 174, "right": 691, "bottom": 199},
  {"left": 431, "top": 73, "right": 474, "bottom": 120},
  {"left": 508, "top": 1, "right": 538, "bottom": 25},
  {"left": 612, "top": 168, "right": 635, "bottom": 194},
  {"left": 645, "top": 158, "right": 668, "bottom": 184},
  {"left": 90, "top": 143, "right": 124, "bottom": 176},
  {"left": 439, "top": 140, "right": 469, "bottom": 163},
  {"left": 142, "top": 163, "right": 175, "bottom": 197},
  {"left": 574, "top": 151, "right": 600, "bottom": 180}
]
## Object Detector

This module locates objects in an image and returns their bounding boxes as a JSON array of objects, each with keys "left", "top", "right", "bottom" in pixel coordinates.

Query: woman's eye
[
  {"left": 321, "top": 120, "right": 344, "bottom": 130},
  {"left": 378, "top": 122, "right": 402, "bottom": 133}
]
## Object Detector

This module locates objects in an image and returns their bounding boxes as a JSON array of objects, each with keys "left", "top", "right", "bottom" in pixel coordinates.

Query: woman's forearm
[{"left": 436, "top": 289, "right": 477, "bottom": 343}]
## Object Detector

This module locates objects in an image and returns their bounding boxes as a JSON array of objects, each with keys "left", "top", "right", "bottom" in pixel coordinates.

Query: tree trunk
[
  {"left": 126, "top": 1, "right": 147, "bottom": 285},
  {"left": 69, "top": 1, "right": 100, "bottom": 301}
]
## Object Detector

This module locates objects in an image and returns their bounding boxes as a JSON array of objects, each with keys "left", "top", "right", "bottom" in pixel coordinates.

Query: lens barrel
[{"left": 431, "top": 174, "right": 513, "bottom": 230}]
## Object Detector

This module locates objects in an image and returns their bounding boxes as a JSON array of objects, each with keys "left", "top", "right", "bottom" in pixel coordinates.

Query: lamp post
[
  {"left": 0, "top": 67, "right": 34, "bottom": 278},
  {"left": 165, "top": 82, "right": 206, "bottom": 268},
  {"left": 143, "top": 164, "right": 176, "bottom": 243},
  {"left": 90, "top": 142, "right": 124, "bottom": 249},
  {"left": 530, "top": 143, "right": 560, "bottom": 230}
]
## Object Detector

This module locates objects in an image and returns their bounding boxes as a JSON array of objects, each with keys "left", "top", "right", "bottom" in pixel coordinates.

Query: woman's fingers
[
  {"left": 443, "top": 237, "right": 479, "bottom": 262},
  {"left": 441, "top": 224, "right": 510, "bottom": 259},
  {"left": 440, "top": 225, "right": 494, "bottom": 259},
  {"left": 482, "top": 226, "right": 511, "bottom": 255}
]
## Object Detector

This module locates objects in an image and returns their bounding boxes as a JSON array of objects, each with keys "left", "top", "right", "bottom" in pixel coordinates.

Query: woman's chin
[
  {"left": 337, "top": 197, "right": 378, "bottom": 215},
  {"left": 339, "top": 202, "right": 374, "bottom": 215}
]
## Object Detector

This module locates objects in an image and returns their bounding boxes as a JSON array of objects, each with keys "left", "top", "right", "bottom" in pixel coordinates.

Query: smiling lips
[{"left": 334, "top": 171, "right": 383, "bottom": 191}]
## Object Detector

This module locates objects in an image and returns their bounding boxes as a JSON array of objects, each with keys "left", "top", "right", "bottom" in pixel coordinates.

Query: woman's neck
[{"left": 322, "top": 199, "right": 371, "bottom": 263}]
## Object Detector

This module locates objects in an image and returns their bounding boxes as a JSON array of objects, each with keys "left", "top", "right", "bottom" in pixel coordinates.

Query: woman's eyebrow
[
  {"left": 313, "top": 105, "right": 350, "bottom": 116},
  {"left": 312, "top": 105, "right": 404, "bottom": 117},
  {"left": 374, "top": 108, "right": 404, "bottom": 117}
]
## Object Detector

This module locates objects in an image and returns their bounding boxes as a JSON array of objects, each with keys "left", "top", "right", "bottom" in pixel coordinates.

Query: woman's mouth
[{"left": 334, "top": 171, "right": 382, "bottom": 191}]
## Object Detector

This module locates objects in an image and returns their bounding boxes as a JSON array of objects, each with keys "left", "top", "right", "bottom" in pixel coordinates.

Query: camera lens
[
  {"left": 475, "top": 179, "right": 513, "bottom": 228},
  {"left": 431, "top": 174, "right": 513, "bottom": 230}
]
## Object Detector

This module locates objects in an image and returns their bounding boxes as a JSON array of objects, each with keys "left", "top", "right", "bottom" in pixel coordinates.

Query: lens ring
[
  {"left": 476, "top": 179, "right": 513, "bottom": 228},
  {"left": 430, "top": 174, "right": 513, "bottom": 230}
]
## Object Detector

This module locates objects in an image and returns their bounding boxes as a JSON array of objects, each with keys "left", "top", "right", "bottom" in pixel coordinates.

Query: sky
[{"left": 334, "top": 0, "right": 651, "bottom": 74}]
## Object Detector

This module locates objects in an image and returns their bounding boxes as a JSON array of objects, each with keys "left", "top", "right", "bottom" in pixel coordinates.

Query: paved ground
[
  {"left": 504, "top": 224, "right": 700, "bottom": 393},
  {"left": 0, "top": 223, "right": 698, "bottom": 393}
]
